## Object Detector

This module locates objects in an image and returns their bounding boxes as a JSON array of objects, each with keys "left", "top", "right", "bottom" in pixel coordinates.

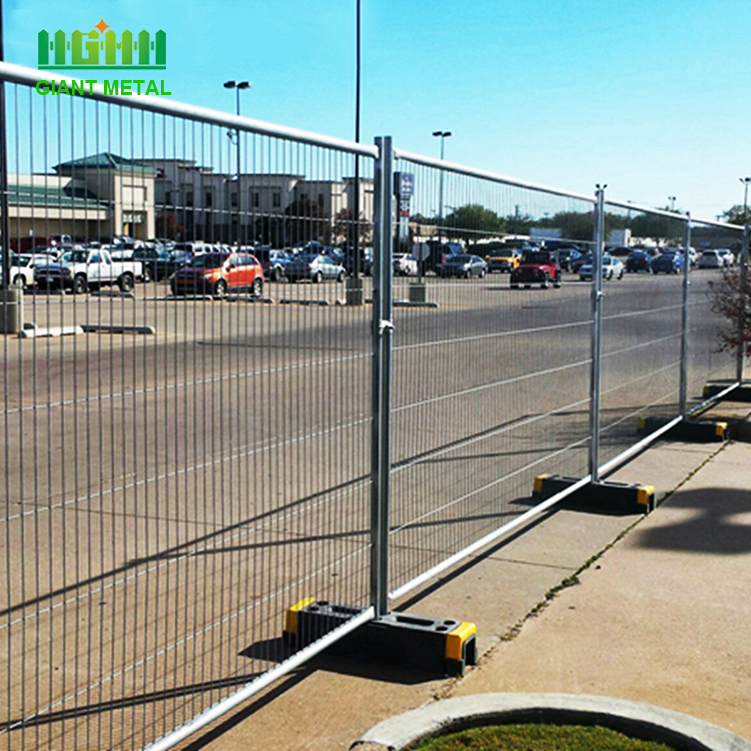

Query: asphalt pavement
[
  {"left": 190, "top": 398, "right": 751, "bottom": 750},
  {"left": 2, "top": 271, "right": 745, "bottom": 749}
]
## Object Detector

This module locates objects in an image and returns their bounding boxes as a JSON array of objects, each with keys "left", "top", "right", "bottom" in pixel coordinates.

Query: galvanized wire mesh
[
  {"left": 388, "top": 157, "right": 595, "bottom": 598},
  {"left": 0, "top": 63, "right": 747, "bottom": 751},
  {"left": 0, "top": 81, "right": 373, "bottom": 750},
  {"left": 685, "top": 219, "right": 744, "bottom": 409},
  {"left": 596, "top": 203, "right": 688, "bottom": 466}
]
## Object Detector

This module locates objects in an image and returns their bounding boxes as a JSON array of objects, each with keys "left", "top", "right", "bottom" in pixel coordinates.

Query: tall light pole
[
  {"left": 349, "top": 0, "right": 363, "bottom": 294},
  {"left": 224, "top": 80, "right": 251, "bottom": 247},
  {"left": 432, "top": 131, "right": 451, "bottom": 245},
  {"left": 668, "top": 196, "right": 677, "bottom": 212},
  {"left": 740, "top": 177, "right": 750, "bottom": 222}
]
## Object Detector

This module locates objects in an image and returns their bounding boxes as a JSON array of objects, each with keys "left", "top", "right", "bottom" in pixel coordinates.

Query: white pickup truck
[{"left": 34, "top": 249, "right": 142, "bottom": 294}]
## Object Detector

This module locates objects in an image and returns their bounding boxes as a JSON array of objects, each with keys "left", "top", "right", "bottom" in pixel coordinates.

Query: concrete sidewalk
[{"left": 196, "top": 408, "right": 751, "bottom": 750}]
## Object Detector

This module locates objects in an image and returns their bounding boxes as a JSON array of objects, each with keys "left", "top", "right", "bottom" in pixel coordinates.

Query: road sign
[{"left": 394, "top": 172, "right": 414, "bottom": 199}]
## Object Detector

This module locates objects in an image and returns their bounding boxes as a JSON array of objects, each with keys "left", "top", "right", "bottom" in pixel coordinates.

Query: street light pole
[
  {"left": 346, "top": 0, "right": 364, "bottom": 305},
  {"left": 668, "top": 196, "right": 676, "bottom": 212},
  {"left": 740, "top": 177, "right": 750, "bottom": 222},
  {"left": 432, "top": 131, "right": 451, "bottom": 247},
  {"left": 224, "top": 80, "right": 251, "bottom": 247}
]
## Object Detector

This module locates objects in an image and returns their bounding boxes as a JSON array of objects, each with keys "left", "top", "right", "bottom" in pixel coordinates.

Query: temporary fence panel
[
  {"left": 1, "top": 60, "right": 748, "bottom": 751},
  {"left": 684, "top": 217, "right": 744, "bottom": 412},
  {"left": 595, "top": 202, "right": 687, "bottom": 466},
  {"left": 387, "top": 153, "right": 596, "bottom": 600},
  {"left": 0, "top": 72, "right": 375, "bottom": 750}
]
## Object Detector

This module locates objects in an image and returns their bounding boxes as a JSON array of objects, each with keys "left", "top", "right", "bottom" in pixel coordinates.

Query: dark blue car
[{"left": 650, "top": 251, "right": 683, "bottom": 274}]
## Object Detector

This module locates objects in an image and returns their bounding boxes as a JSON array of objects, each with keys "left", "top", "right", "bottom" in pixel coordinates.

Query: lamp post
[
  {"left": 740, "top": 177, "right": 750, "bottom": 222},
  {"left": 224, "top": 80, "right": 251, "bottom": 247},
  {"left": 668, "top": 196, "right": 677, "bottom": 212},
  {"left": 432, "top": 131, "right": 451, "bottom": 245},
  {"left": 346, "top": 0, "right": 364, "bottom": 304}
]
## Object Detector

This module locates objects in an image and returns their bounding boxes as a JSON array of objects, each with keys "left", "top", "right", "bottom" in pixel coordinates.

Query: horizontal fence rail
[{"left": 0, "top": 60, "right": 747, "bottom": 749}]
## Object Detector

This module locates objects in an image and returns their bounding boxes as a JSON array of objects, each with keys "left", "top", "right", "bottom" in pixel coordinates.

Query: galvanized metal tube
[
  {"left": 679, "top": 214, "right": 691, "bottom": 417},
  {"left": 143, "top": 607, "right": 375, "bottom": 751},
  {"left": 597, "top": 416, "right": 683, "bottom": 478},
  {"left": 738, "top": 225, "right": 749, "bottom": 384},
  {"left": 371, "top": 136, "right": 394, "bottom": 619},
  {"left": 0, "top": 9, "right": 9, "bottom": 292},
  {"left": 0, "top": 61, "right": 378, "bottom": 158},
  {"left": 389, "top": 475, "right": 592, "bottom": 603},
  {"left": 606, "top": 197, "right": 739, "bottom": 231},
  {"left": 588, "top": 187, "right": 606, "bottom": 483},
  {"left": 392, "top": 147, "right": 596, "bottom": 203}
]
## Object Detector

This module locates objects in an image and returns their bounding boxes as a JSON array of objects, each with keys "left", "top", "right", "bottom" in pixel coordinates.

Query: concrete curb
[
  {"left": 350, "top": 693, "right": 751, "bottom": 750},
  {"left": 18, "top": 325, "right": 84, "bottom": 338},
  {"left": 278, "top": 298, "right": 331, "bottom": 306},
  {"left": 393, "top": 300, "right": 440, "bottom": 308},
  {"left": 80, "top": 324, "right": 156, "bottom": 335}
]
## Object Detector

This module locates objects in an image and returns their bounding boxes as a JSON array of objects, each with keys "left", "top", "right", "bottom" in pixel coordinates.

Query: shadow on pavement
[{"left": 638, "top": 487, "right": 751, "bottom": 555}]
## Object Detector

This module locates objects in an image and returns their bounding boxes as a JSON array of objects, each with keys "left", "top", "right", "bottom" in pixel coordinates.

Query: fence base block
[
  {"left": 703, "top": 383, "right": 751, "bottom": 402},
  {"left": 637, "top": 416, "right": 729, "bottom": 442},
  {"left": 282, "top": 599, "right": 477, "bottom": 677},
  {"left": 532, "top": 475, "right": 655, "bottom": 514}
]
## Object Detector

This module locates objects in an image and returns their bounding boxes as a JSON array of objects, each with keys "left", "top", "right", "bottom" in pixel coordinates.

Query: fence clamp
[{"left": 378, "top": 319, "right": 395, "bottom": 336}]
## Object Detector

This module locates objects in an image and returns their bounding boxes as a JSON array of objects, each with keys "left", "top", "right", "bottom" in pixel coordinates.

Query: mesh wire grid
[
  {"left": 388, "top": 157, "right": 595, "bottom": 597},
  {"left": 0, "top": 65, "right": 746, "bottom": 751},
  {"left": 0, "top": 83, "right": 373, "bottom": 750}
]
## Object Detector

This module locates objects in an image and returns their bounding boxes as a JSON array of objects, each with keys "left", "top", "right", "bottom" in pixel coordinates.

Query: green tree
[
  {"left": 629, "top": 211, "right": 685, "bottom": 245},
  {"left": 550, "top": 211, "right": 595, "bottom": 241},
  {"left": 722, "top": 205, "right": 751, "bottom": 226},
  {"left": 443, "top": 204, "right": 505, "bottom": 245}
]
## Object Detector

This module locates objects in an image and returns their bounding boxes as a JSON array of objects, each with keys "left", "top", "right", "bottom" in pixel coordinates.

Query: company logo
[{"left": 38, "top": 19, "right": 166, "bottom": 70}]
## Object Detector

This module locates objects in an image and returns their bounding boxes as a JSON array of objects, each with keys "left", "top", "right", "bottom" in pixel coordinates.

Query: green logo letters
[{"left": 38, "top": 20, "right": 166, "bottom": 70}]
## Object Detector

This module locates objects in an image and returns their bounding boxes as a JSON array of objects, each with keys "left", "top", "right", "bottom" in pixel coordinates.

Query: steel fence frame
[{"left": 0, "top": 61, "right": 747, "bottom": 750}]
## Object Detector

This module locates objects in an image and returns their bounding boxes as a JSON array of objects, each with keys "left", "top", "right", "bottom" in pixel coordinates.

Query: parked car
[
  {"left": 650, "top": 251, "right": 683, "bottom": 274},
  {"left": 267, "top": 250, "right": 292, "bottom": 281},
  {"left": 34, "top": 248, "right": 142, "bottom": 293},
  {"left": 285, "top": 253, "right": 346, "bottom": 283},
  {"left": 717, "top": 248, "right": 735, "bottom": 267},
  {"left": 154, "top": 249, "right": 192, "bottom": 280},
  {"left": 697, "top": 250, "right": 723, "bottom": 269},
  {"left": 393, "top": 253, "right": 418, "bottom": 276},
  {"left": 485, "top": 247, "right": 520, "bottom": 273},
  {"left": 510, "top": 249, "right": 561, "bottom": 289},
  {"left": 557, "top": 247, "right": 583, "bottom": 272},
  {"left": 0, "top": 253, "right": 53, "bottom": 288},
  {"left": 415, "top": 240, "right": 463, "bottom": 275},
  {"left": 602, "top": 255, "right": 624, "bottom": 280},
  {"left": 253, "top": 247, "right": 291, "bottom": 281},
  {"left": 625, "top": 250, "right": 652, "bottom": 273},
  {"left": 131, "top": 248, "right": 162, "bottom": 282},
  {"left": 343, "top": 247, "right": 373, "bottom": 276},
  {"left": 438, "top": 254, "right": 487, "bottom": 279},
  {"left": 578, "top": 255, "right": 622, "bottom": 281},
  {"left": 571, "top": 252, "right": 592, "bottom": 274},
  {"left": 169, "top": 250, "right": 264, "bottom": 298}
]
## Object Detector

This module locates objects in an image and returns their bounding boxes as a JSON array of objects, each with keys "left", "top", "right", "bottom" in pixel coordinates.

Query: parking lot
[{"left": 0, "top": 266, "right": 733, "bottom": 749}]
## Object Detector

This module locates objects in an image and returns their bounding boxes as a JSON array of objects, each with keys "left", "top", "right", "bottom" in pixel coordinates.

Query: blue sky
[{"left": 5, "top": 0, "right": 750, "bottom": 220}]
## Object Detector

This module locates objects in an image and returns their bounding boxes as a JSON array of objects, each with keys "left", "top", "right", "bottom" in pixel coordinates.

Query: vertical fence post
[
  {"left": 588, "top": 186, "right": 606, "bottom": 483},
  {"left": 371, "top": 136, "right": 394, "bottom": 619},
  {"left": 679, "top": 213, "right": 691, "bottom": 417},
  {"left": 738, "top": 224, "right": 749, "bottom": 385}
]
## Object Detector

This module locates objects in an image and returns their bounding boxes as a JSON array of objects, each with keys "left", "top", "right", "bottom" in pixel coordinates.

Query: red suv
[
  {"left": 170, "top": 250, "right": 264, "bottom": 298},
  {"left": 510, "top": 249, "right": 561, "bottom": 289}
]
